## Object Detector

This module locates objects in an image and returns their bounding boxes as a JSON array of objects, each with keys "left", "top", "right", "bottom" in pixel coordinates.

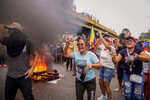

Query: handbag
[
  {"left": 130, "top": 74, "right": 142, "bottom": 83},
  {"left": 126, "top": 49, "right": 142, "bottom": 83}
]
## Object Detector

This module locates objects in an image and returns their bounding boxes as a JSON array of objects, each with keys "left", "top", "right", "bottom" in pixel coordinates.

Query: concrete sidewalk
[{"left": 0, "top": 63, "right": 124, "bottom": 100}]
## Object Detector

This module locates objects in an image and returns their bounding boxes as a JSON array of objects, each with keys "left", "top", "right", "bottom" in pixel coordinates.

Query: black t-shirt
[
  {"left": 2, "top": 38, "right": 36, "bottom": 78},
  {"left": 119, "top": 46, "right": 144, "bottom": 75}
]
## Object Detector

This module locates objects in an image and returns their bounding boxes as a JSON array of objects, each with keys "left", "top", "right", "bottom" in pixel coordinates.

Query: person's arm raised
[
  {"left": 94, "top": 38, "right": 100, "bottom": 48},
  {"left": 114, "top": 38, "right": 119, "bottom": 48},
  {"left": 63, "top": 39, "right": 72, "bottom": 58},
  {"left": 99, "top": 31, "right": 112, "bottom": 51}
]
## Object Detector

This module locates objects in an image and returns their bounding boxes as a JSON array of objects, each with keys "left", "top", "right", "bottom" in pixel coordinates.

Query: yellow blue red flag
[
  {"left": 81, "top": 34, "right": 86, "bottom": 39},
  {"left": 89, "top": 26, "right": 96, "bottom": 43}
]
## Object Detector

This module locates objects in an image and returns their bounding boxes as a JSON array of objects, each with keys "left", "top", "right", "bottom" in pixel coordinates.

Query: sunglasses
[
  {"left": 77, "top": 43, "right": 84, "bottom": 46},
  {"left": 126, "top": 39, "right": 134, "bottom": 43}
]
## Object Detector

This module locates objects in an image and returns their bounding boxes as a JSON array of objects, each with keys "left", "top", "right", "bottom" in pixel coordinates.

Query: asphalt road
[{"left": 0, "top": 63, "right": 124, "bottom": 100}]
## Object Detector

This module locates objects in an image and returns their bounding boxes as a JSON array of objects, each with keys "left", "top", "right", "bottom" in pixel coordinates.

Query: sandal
[
  {"left": 114, "top": 88, "right": 122, "bottom": 92},
  {"left": 122, "top": 93, "right": 125, "bottom": 96}
]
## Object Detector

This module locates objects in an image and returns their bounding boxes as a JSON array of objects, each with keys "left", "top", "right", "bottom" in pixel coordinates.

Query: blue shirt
[
  {"left": 71, "top": 51, "right": 99, "bottom": 82},
  {"left": 120, "top": 46, "right": 144, "bottom": 75}
]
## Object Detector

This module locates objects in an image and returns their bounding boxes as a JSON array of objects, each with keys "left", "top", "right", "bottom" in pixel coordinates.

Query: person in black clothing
[
  {"left": 111, "top": 36, "right": 150, "bottom": 100},
  {"left": 114, "top": 38, "right": 126, "bottom": 92},
  {"left": 0, "top": 22, "right": 39, "bottom": 100}
]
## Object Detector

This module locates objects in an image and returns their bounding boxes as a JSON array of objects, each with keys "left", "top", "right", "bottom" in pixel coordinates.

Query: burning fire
[
  {"left": 30, "top": 49, "right": 55, "bottom": 81},
  {"left": 30, "top": 56, "right": 47, "bottom": 73}
]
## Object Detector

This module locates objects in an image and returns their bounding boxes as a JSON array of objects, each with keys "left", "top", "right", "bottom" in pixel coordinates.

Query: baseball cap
[
  {"left": 126, "top": 36, "right": 136, "bottom": 42},
  {"left": 105, "top": 38, "right": 113, "bottom": 44},
  {"left": 4, "top": 22, "right": 24, "bottom": 31}
]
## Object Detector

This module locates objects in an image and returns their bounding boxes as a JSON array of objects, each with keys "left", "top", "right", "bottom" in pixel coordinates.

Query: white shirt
[
  {"left": 143, "top": 51, "right": 150, "bottom": 73},
  {"left": 99, "top": 45, "right": 115, "bottom": 69}
]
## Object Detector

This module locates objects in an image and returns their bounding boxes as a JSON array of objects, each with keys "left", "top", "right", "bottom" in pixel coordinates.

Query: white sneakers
[{"left": 97, "top": 95, "right": 108, "bottom": 100}]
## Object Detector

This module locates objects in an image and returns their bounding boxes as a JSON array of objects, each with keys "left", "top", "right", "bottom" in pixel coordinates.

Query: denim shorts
[{"left": 99, "top": 66, "right": 114, "bottom": 82}]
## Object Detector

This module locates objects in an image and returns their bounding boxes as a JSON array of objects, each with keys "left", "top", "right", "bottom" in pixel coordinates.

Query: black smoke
[{"left": 0, "top": 0, "right": 83, "bottom": 48}]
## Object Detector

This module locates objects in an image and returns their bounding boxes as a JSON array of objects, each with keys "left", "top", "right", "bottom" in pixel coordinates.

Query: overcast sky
[{"left": 74, "top": 0, "right": 150, "bottom": 38}]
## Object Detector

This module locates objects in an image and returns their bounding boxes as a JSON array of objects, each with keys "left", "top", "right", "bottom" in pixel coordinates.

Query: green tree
[{"left": 138, "top": 32, "right": 150, "bottom": 40}]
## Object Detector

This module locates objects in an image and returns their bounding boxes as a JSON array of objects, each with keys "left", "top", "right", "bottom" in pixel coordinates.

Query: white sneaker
[
  {"left": 63, "top": 62, "right": 66, "bottom": 67},
  {"left": 97, "top": 95, "right": 108, "bottom": 100}
]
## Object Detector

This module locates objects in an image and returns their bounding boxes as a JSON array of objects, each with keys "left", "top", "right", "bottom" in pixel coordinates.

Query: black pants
[
  {"left": 76, "top": 78, "right": 96, "bottom": 100},
  {"left": 72, "top": 59, "right": 76, "bottom": 74},
  {"left": 0, "top": 55, "right": 7, "bottom": 65},
  {"left": 117, "top": 63, "right": 124, "bottom": 81},
  {"left": 5, "top": 75, "right": 34, "bottom": 100},
  {"left": 66, "top": 58, "right": 72, "bottom": 70}
]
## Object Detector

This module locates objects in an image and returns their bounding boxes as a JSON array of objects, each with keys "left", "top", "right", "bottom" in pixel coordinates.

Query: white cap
[{"left": 4, "top": 22, "right": 24, "bottom": 31}]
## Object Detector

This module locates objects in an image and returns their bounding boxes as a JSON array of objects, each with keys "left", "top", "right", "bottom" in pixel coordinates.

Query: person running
[
  {"left": 111, "top": 36, "right": 150, "bottom": 100},
  {"left": 63, "top": 38, "right": 102, "bottom": 100},
  {"left": 94, "top": 32, "right": 115, "bottom": 100},
  {"left": 143, "top": 42, "right": 150, "bottom": 100},
  {"left": 0, "top": 22, "right": 39, "bottom": 100}
]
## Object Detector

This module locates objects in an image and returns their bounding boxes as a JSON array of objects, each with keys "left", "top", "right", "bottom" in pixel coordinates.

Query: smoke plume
[{"left": 0, "top": 0, "right": 83, "bottom": 48}]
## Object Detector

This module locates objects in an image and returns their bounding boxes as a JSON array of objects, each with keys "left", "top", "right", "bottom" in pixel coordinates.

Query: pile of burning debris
[
  {"left": 32, "top": 71, "right": 61, "bottom": 82},
  {"left": 30, "top": 49, "right": 62, "bottom": 82}
]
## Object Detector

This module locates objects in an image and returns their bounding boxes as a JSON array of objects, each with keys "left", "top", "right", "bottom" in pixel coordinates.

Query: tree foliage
[{"left": 138, "top": 32, "right": 150, "bottom": 40}]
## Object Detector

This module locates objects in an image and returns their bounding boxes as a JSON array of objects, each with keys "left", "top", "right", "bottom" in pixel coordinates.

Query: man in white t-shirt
[{"left": 94, "top": 32, "right": 115, "bottom": 100}]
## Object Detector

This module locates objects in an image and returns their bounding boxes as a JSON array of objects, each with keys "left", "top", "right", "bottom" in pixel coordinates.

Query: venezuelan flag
[
  {"left": 143, "top": 41, "right": 149, "bottom": 50},
  {"left": 81, "top": 34, "right": 86, "bottom": 39},
  {"left": 89, "top": 26, "right": 96, "bottom": 44}
]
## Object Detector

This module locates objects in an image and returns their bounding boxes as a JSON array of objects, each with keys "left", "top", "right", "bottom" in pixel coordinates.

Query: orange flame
[
  {"left": 32, "top": 75, "right": 42, "bottom": 80},
  {"left": 30, "top": 56, "right": 47, "bottom": 73}
]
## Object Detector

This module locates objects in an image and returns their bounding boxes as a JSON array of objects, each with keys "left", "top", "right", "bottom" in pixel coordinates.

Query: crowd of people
[
  {"left": 0, "top": 22, "right": 150, "bottom": 100},
  {"left": 56, "top": 28, "right": 150, "bottom": 100}
]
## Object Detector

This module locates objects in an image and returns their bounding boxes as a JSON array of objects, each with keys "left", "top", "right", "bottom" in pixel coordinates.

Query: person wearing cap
[
  {"left": 111, "top": 36, "right": 150, "bottom": 100},
  {"left": 114, "top": 33, "right": 127, "bottom": 93},
  {"left": 119, "top": 33, "right": 126, "bottom": 43},
  {"left": 0, "top": 22, "right": 39, "bottom": 100},
  {"left": 94, "top": 31, "right": 115, "bottom": 100}
]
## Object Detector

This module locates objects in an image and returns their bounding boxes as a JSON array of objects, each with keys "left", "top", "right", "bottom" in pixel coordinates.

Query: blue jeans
[
  {"left": 99, "top": 66, "right": 114, "bottom": 82},
  {"left": 124, "top": 72, "right": 144, "bottom": 100}
]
